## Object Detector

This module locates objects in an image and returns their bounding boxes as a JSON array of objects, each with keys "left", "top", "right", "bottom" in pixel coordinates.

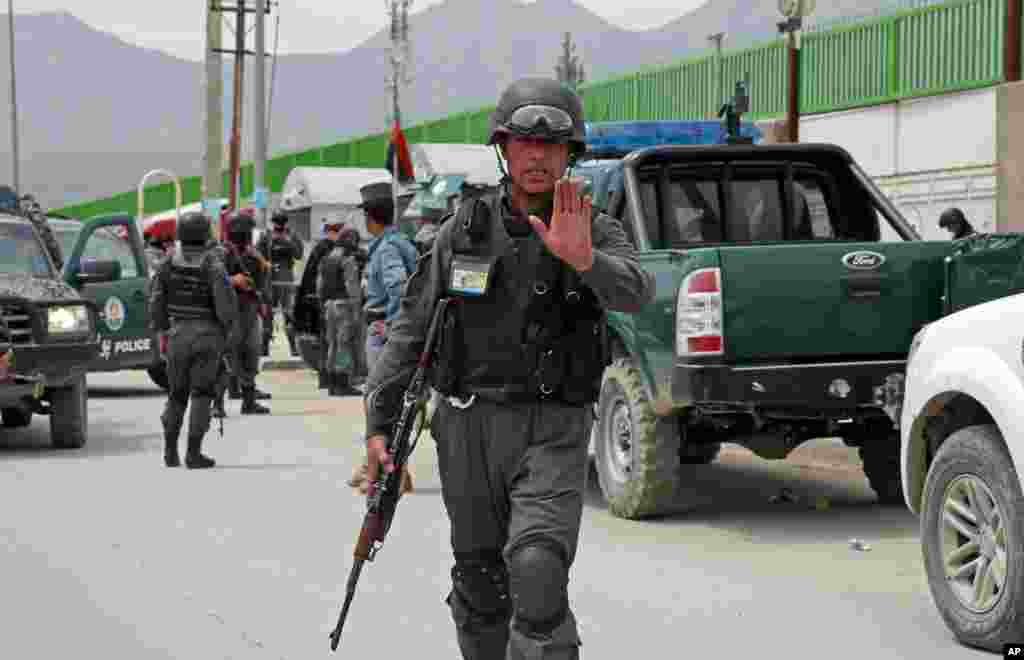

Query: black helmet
[
  {"left": 227, "top": 212, "right": 255, "bottom": 239},
  {"left": 271, "top": 211, "right": 288, "bottom": 225},
  {"left": 488, "top": 78, "right": 586, "bottom": 155},
  {"left": 177, "top": 212, "right": 211, "bottom": 246},
  {"left": 938, "top": 207, "right": 966, "bottom": 229}
]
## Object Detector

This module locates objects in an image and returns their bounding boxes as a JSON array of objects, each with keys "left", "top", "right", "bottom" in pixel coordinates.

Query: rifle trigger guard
[{"left": 447, "top": 394, "right": 476, "bottom": 410}]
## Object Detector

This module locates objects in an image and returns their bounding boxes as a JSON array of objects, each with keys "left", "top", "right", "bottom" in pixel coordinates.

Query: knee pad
[
  {"left": 449, "top": 553, "right": 512, "bottom": 627},
  {"left": 507, "top": 543, "right": 569, "bottom": 635}
]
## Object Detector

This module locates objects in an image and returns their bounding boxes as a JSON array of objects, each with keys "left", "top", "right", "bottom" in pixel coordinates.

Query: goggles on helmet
[{"left": 502, "top": 104, "right": 575, "bottom": 139}]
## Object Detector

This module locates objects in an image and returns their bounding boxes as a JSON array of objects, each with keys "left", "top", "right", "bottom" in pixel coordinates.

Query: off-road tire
[
  {"left": 50, "top": 374, "right": 87, "bottom": 449},
  {"left": 859, "top": 430, "right": 903, "bottom": 504},
  {"left": 681, "top": 441, "right": 721, "bottom": 465},
  {"left": 594, "top": 357, "right": 680, "bottom": 519},
  {"left": 147, "top": 364, "right": 169, "bottom": 391},
  {"left": 921, "top": 424, "right": 1024, "bottom": 652},
  {"left": 1, "top": 407, "right": 32, "bottom": 428}
]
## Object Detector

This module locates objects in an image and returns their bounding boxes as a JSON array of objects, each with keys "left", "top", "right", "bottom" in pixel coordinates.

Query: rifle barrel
[{"left": 328, "top": 558, "right": 365, "bottom": 651}]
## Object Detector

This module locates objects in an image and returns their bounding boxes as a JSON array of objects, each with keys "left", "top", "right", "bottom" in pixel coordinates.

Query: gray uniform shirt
[{"left": 364, "top": 191, "right": 656, "bottom": 438}]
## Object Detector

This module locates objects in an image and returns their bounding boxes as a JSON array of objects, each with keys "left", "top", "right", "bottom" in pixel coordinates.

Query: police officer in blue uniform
[{"left": 363, "top": 78, "right": 655, "bottom": 659}]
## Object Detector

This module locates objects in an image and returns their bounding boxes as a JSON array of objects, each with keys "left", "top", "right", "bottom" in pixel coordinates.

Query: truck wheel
[
  {"left": 50, "top": 374, "right": 87, "bottom": 449},
  {"left": 859, "top": 432, "right": 903, "bottom": 504},
  {"left": 921, "top": 424, "right": 1024, "bottom": 652},
  {"left": 1, "top": 407, "right": 32, "bottom": 428},
  {"left": 594, "top": 358, "right": 680, "bottom": 519},
  {"left": 147, "top": 364, "right": 169, "bottom": 391}
]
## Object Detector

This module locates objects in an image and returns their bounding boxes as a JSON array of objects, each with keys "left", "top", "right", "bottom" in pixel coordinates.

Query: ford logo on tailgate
[{"left": 842, "top": 250, "right": 886, "bottom": 270}]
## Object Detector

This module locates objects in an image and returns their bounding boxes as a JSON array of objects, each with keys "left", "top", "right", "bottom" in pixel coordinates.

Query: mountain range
[{"left": 0, "top": 0, "right": 901, "bottom": 209}]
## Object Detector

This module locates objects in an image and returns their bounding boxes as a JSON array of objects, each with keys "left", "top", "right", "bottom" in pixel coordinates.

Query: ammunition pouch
[{"left": 431, "top": 300, "right": 463, "bottom": 397}]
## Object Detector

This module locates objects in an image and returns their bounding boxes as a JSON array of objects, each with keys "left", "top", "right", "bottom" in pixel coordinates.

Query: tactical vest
[
  {"left": 318, "top": 246, "right": 348, "bottom": 302},
  {"left": 431, "top": 193, "right": 609, "bottom": 406},
  {"left": 165, "top": 253, "right": 216, "bottom": 322}
]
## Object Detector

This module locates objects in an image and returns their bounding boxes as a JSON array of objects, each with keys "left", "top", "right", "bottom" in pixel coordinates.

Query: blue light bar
[{"left": 584, "top": 120, "right": 761, "bottom": 155}]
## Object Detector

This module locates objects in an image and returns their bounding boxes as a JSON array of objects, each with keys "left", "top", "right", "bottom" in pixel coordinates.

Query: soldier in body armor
[
  {"left": 316, "top": 226, "right": 365, "bottom": 396},
  {"left": 149, "top": 212, "right": 237, "bottom": 469},
  {"left": 257, "top": 211, "right": 304, "bottom": 356},
  {"left": 362, "top": 78, "right": 655, "bottom": 659},
  {"left": 222, "top": 213, "right": 272, "bottom": 415}
]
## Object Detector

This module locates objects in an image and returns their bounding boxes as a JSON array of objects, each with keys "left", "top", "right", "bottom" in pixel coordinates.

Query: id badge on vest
[{"left": 448, "top": 255, "right": 497, "bottom": 297}]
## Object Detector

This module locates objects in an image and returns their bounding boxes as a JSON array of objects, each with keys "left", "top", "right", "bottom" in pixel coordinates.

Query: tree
[{"left": 554, "top": 31, "right": 585, "bottom": 90}]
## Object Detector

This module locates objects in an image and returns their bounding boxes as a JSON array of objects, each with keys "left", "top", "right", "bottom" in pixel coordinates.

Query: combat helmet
[
  {"left": 177, "top": 212, "right": 211, "bottom": 246},
  {"left": 227, "top": 211, "right": 256, "bottom": 241},
  {"left": 488, "top": 78, "right": 586, "bottom": 156}
]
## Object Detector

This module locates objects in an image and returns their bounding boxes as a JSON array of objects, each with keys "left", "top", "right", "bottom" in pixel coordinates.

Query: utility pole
[
  {"left": 386, "top": 0, "right": 412, "bottom": 226},
  {"left": 253, "top": 0, "right": 268, "bottom": 228},
  {"left": 7, "top": 0, "right": 20, "bottom": 195},
  {"left": 778, "top": 0, "right": 816, "bottom": 143},
  {"left": 208, "top": 1, "right": 270, "bottom": 217},
  {"left": 202, "top": 1, "right": 224, "bottom": 227},
  {"left": 707, "top": 32, "right": 725, "bottom": 118},
  {"left": 227, "top": 1, "right": 246, "bottom": 212}
]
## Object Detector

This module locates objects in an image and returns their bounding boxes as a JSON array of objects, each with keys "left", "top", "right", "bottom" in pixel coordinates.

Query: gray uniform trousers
[
  {"left": 161, "top": 319, "right": 226, "bottom": 441},
  {"left": 323, "top": 299, "right": 362, "bottom": 380},
  {"left": 433, "top": 396, "right": 589, "bottom": 660},
  {"left": 232, "top": 302, "right": 262, "bottom": 391}
]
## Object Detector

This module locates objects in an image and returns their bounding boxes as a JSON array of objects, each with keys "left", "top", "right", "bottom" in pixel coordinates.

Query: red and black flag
[{"left": 385, "top": 119, "right": 416, "bottom": 184}]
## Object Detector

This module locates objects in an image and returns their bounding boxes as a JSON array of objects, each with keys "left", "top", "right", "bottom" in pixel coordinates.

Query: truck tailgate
[{"left": 719, "top": 241, "right": 953, "bottom": 362}]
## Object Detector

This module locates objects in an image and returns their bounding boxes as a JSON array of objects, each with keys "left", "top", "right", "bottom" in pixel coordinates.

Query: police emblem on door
[{"left": 104, "top": 296, "right": 126, "bottom": 332}]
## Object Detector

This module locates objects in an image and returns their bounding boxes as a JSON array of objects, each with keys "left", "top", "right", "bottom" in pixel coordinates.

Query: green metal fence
[{"left": 54, "top": 0, "right": 1013, "bottom": 219}]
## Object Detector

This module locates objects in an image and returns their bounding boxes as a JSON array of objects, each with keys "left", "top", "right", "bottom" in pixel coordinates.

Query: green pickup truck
[
  {"left": 574, "top": 123, "right": 959, "bottom": 519},
  {"left": 50, "top": 215, "right": 165, "bottom": 387}
]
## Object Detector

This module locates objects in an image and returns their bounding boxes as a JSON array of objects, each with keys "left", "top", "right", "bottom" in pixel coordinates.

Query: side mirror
[{"left": 75, "top": 258, "right": 121, "bottom": 285}]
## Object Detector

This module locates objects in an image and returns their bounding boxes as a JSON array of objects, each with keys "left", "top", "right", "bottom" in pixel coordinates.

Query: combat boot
[
  {"left": 163, "top": 430, "right": 181, "bottom": 468},
  {"left": 185, "top": 435, "right": 215, "bottom": 469},
  {"left": 253, "top": 387, "right": 272, "bottom": 400},
  {"left": 241, "top": 388, "right": 270, "bottom": 415}
]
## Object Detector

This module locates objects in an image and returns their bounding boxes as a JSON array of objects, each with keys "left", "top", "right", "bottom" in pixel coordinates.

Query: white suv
[{"left": 900, "top": 292, "right": 1024, "bottom": 652}]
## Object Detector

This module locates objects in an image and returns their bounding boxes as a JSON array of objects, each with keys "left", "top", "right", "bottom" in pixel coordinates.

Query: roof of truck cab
[{"left": 622, "top": 142, "right": 854, "bottom": 166}]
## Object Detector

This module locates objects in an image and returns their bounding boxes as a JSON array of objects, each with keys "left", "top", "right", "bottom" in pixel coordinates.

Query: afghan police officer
[
  {"left": 363, "top": 78, "right": 655, "bottom": 659},
  {"left": 939, "top": 206, "right": 976, "bottom": 240},
  {"left": 222, "top": 212, "right": 272, "bottom": 415},
  {"left": 150, "top": 212, "right": 237, "bottom": 469},
  {"left": 257, "top": 211, "right": 304, "bottom": 356},
  {"left": 316, "top": 226, "right": 365, "bottom": 396}
]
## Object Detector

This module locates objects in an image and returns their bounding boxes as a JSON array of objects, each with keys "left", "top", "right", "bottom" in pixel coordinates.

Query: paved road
[{"left": 0, "top": 369, "right": 988, "bottom": 659}]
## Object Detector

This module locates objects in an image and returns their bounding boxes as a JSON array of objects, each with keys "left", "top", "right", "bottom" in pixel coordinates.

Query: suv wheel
[
  {"left": 50, "top": 374, "right": 87, "bottom": 449},
  {"left": 147, "top": 364, "right": 169, "bottom": 391},
  {"left": 921, "top": 424, "right": 1024, "bottom": 652},
  {"left": 1, "top": 407, "right": 32, "bottom": 428},
  {"left": 593, "top": 357, "right": 680, "bottom": 519}
]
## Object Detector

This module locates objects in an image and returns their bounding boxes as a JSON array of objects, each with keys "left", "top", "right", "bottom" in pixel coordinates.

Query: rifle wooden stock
[{"left": 327, "top": 298, "right": 451, "bottom": 652}]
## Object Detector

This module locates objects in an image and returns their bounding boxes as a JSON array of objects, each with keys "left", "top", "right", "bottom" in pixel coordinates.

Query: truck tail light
[{"left": 676, "top": 267, "right": 723, "bottom": 357}]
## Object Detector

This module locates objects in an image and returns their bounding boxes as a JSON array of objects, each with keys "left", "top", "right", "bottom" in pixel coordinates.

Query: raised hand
[{"left": 528, "top": 177, "right": 595, "bottom": 273}]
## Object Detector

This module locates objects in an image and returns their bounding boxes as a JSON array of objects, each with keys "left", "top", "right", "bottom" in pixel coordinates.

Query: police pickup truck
[
  {"left": 0, "top": 212, "right": 117, "bottom": 448},
  {"left": 48, "top": 215, "right": 168, "bottom": 388},
  {"left": 574, "top": 120, "right": 965, "bottom": 519}
]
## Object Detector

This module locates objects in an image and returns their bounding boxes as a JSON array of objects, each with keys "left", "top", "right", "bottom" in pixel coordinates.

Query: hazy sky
[{"left": 11, "top": 0, "right": 708, "bottom": 61}]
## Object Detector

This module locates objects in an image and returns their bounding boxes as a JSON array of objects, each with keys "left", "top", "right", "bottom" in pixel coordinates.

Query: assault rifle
[{"left": 328, "top": 297, "right": 450, "bottom": 652}]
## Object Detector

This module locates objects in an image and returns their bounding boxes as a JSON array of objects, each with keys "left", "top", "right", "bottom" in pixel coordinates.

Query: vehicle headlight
[{"left": 47, "top": 305, "right": 91, "bottom": 335}]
